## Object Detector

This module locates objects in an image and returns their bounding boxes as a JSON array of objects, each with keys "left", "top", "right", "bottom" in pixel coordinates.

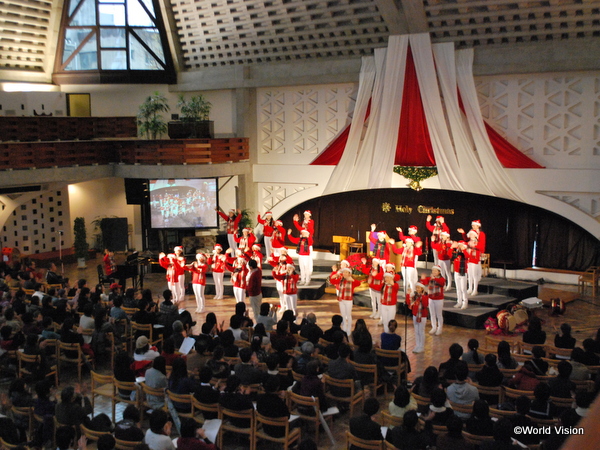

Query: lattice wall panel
[
  {"left": 0, "top": 0, "right": 54, "bottom": 71},
  {"left": 258, "top": 83, "right": 354, "bottom": 165},
  {"left": 539, "top": 191, "right": 600, "bottom": 220},
  {"left": 2, "top": 189, "right": 68, "bottom": 253},
  {"left": 259, "top": 182, "right": 317, "bottom": 212},
  {"left": 476, "top": 73, "right": 600, "bottom": 169},
  {"left": 170, "top": 0, "right": 389, "bottom": 69}
]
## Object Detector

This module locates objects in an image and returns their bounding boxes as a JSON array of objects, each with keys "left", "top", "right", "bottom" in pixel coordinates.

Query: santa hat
[
  {"left": 441, "top": 231, "right": 450, "bottom": 237},
  {"left": 408, "top": 226, "right": 418, "bottom": 233},
  {"left": 303, "top": 210, "right": 312, "bottom": 216},
  {"left": 340, "top": 260, "right": 350, "bottom": 267},
  {"left": 229, "top": 209, "right": 236, "bottom": 213},
  {"left": 471, "top": 220, "right": 481, "bottom": 227},
  {"left": 214, "top": 244, "right": 222, "bottom": 250},
  {"left": 405, "top": 238, "right": 414, "bottom": 244},
  {"left": 174, "top": 246, "right": 183, "bottom": 252},
  {"left": 264, "top": 211, "right": 273, "bottom": 216},
  {"left": 467, "top": 230, "right": 478, "bottom": 239},
  {"left": 436, "top": 216, "right": 444, "bottom": 221},
  {"left": 252, "top": 243, "right": 261, "bottom": 249},
  {"left": 286, "top": 263, "right": 295, "bottom": 270},
  {"left": 167, "top": 253, "right": 176, "bottom": 259},
  {"left": 385, "top": 263, "right": 396, "bottom": 270},
  {"left": 415, "top": 282, "right": 426, "bottom": 290},
  {"left": 275, "top": 220, "right": 283, "bottom": 226},
  {"left": 432, "top": 265, "right": 442, "bottom": 272},
  {"left": 300, "top": 229, "right": 310, "bottom": 236},
  {"left": 340, "top": 267, "right": 352, "bottom": 274},
  {"left": 197, "top": 253, "right": 207, "bottom": 260},
  {"left": 279, "top": 255, "right": 288, "bottom": 261},
  {"left": 383, "top": 272, "right": 395, "bottom": 279},
  {"left": 371, "top": 258, "right": 380, "bottom": 265}
]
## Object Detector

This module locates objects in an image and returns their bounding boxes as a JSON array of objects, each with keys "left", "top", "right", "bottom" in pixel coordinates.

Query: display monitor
[{"left": 149, "top": 178, "right": 218, "bottom": 229}]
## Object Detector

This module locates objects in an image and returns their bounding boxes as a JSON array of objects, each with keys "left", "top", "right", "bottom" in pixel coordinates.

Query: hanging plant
[{"left": 393, "top": 166, "right": 438, "bottom": 191}]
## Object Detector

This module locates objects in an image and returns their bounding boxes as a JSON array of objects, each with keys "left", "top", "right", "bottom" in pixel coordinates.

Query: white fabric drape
[
  {"left": 456, "top": 48, "right": 523, "bottom": 201},
  {"left": 408, "top": 34, "right": 463, "bottom": 191},
  {"left": 322, "top": 56, "right": 376, "bottom": 195},
  {"left": 368, "top": 35, "right": 409, "bottom": 189},
  {"left": 432, "top": 42, "right": 495, "bottom": 196}
]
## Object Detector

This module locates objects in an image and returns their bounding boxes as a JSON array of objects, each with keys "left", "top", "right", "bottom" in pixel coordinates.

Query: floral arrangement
[
  {"left": 393, "top": 166, "right": 438, "bottom": 191},
  {"left": 345, "top": 252, "right": 370, "bottom": 277}
]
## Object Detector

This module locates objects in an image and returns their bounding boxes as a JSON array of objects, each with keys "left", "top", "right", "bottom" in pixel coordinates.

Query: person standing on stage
[
  {"left": 380, "top": 272, "right": 400, "bottom": 333},
  {"left": 330, "top": 266, "right": 361, "bottom": 335},
  {"left": 225, "top": 249, "right": 248, "bottom": 304},
  {"left": 458, "top": 220, "right": 486, "bottom": 296},
  {"left": 433, "top": 231, "right": 453, "bottom": 291},
  {"left": 465, "top": 232, "right": 483, "bottom": 296},
  {"left": 270, "top": 254, "right": 290, "bottom": 310},
  {"left": 173, "top": 246, "right": 187, "bottom": 304},
  {"left": 158, "top": 252, "right": 185, "bottom": 305},
  {"left": 235, "top": 227, "right": 256, "bottom": 253},
  {"left": 249, "top": 243, "right": 263, "bottom": 266},
  {"left": 103, "top": 248, "right": 116, "bottom": 278},
  {"left": 208, "top": 244, "right": 227, "bottom": 300},
  {"left": 369, "top": 224, "right": 393, "bottom": 263},
  {"left": 186, "top": 252, "right": 208, "bottom": 313},
  {"left": 257, "top": 211, "right": 275, "bottom": 257},
  {"left": 216, "top": 208, "right": 242, "bottom": 252},
  {"left": 426, "top": 215, "right": 450, "bottom": 265},
  {"left": 287, "top": 228, "right": 313, "bottom": 285},
  {"left": 270, "top": 220, "right": 286, "bottom": 257},
  {"left": 458, "top": 220, "right": 486, "bottom": 254},
  {"left": 273, "top": 264, "right": 299, "bottom": 315},
  {"left": 396, "top": 225, "right": 421, "bottom": 245},
  {"left": 393, "top": 238, "right": 422, "bottom": 295},
  {"left": 363, "top": 257, "right": 384, "bottom": 320},
  {"left": 451, "top": 241, "right": 469, "bottom": 309},
  {"left": 293, "top": 210, "right": 315, "bottom": 238},
  {"left": 421, "top": 265, "right": 446, "bottom": 336},
  {"left": 406, "top": 282, "right": 429, "bottom": 353},
  {"left": 246, "top": 259, "right": 262, "bottom": 320}
]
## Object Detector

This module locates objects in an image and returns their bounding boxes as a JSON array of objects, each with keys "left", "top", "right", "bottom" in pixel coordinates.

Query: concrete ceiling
[{"left": 1, "top": 0, "right": 600, "bottom": 85}]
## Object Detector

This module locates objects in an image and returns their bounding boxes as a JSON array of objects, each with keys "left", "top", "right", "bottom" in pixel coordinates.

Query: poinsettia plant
[{"left": 345, "top": 252, "right": 371, "bottom": 276}]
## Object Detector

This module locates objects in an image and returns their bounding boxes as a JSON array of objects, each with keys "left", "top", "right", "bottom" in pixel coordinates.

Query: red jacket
[
  {"left": 466, "top": 246, "right": 482, "bottom": 264},
  {"left": 159, "top": 256, "right": 185, "bottom": 283},
  {"left": 267, "top": 253, "right": 293, "bottom": 267},
  {"left": 392, "top": 245, "right": 422, "bottom": 268},
  {"left": 367, "top": 267, "right": 384, "bottom": 292},
  {"left": 234, "top": 233, "right": 256, "bottom": 251},
  {"left": 226, "top": 256, "right": 249, "bottom": 288},
  {"left": 218, "top": 211, "right": 242, "bottom": 234},
  {"left": 426, "top": 221, "right": 450, "bottom": 242},
  {"left": 380, "top": 282, "right": 399, "bottom": 306},
  {"left": 208, "top": 254, "right": 227, "bottom": 273},
  {"left": 287, "top": 234, "right": 313, "bottom": 256},
  {"left": 246, "top": 268, "right": 262, "bottom": 297},
  {"left": 294, "top": 218, "right": 315, "bottom": 236},
  {"left": 462, "top": 230, "right": 486, "bottom": 253},
  {"left": 432, "top": 241, "right": 453, "bottom": 261},
  {"left": 330, "top": 273, "right": 360, "bottom": 301},
  {"left": 257, "top": 214, "right": 274, "bottom": 237},
  {"left": 273, "top": 272, "right": 299, "bottom": 295},
  {"left": 186, "top": 262, "right": 208, "bottom": 285},
  {"left": 421, "top": 276, "right": 445, "bottom": 300},
  {"left": 406, "top": 292, "right": 429, "bottom": 319},
  {"left": 370, "top": 236, "right": 392, "bottom": 262},
  {"left": 271, "top": 226, "right": 287, "bottom": 249}
]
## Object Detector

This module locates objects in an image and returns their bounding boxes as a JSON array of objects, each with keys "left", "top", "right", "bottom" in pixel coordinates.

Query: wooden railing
[
  {"left": 0, "top": 117, "right": 137, "bottom": 141},
  {"left": 0, "top": 138, "right": 249, "bottom": 170}
]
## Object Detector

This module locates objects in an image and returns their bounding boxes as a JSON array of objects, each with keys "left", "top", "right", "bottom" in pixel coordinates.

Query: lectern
[{"left": 333, "top": 235, "right": 356, "bottom": 261}]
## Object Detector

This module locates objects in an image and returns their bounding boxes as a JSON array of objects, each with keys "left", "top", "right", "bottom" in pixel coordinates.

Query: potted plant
[
  {"left": 168, "top": 94, "right": 214, "bottom": 139},
  {"left": 73, "top": 217, "right": 89, "bottom": 269},
  {"left": 137, "top": 91, "right": 170, "bottom": 139}
]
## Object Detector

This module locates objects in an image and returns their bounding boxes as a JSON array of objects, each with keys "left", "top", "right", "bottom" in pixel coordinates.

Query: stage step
[
  {"left": 475, "top": 278, "right": 538, "bottom": 300},
  {"left": 441, "top": 300, "right": 500, "bottom": 329}
]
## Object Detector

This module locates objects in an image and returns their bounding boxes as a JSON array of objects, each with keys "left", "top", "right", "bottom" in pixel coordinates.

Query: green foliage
[
  {"left": 239, "top": 209, "right": 253, "bottom": 230},
  {"left": 137, "top": 91, "right": 170, "bottom": 139},
  {"left": 177, "top": 94, "right": 212, "bottom": 122},
  {"left": 393, "top": 166, "right": 438, "bottom": 191},
  {"left": 73, "top": 217, "right": 89, "bottom": 259}
]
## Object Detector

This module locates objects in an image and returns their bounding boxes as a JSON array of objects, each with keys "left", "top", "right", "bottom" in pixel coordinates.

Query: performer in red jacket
[
  {"left": 270, "top": 220, "right": 287, "bottom": 257},
  {"left": 226, "top": 249, "right": 249, "bottom": 304},
  {"left": 369, "top": 224, "right": 393, "bottom": 263},
  {"left": 396, "top": 225, "right": 421, "bottom": 245},
  {"left": 330, "top": 266, "right": 361, "bottom": 335},
  {"left": 270, "top": 253, "right": 290, "bottom": 309},
  {"left": 257, "top": 211, "right": 275, "bottom": 257},
  {"left": 432, "top": 231, "right": 453, "bottom": 291},
  {"left": 426, "top": 215, "right": 450, "bottom": 265},
  {"left": 234, "top": 227, "right": 256, "bottom": 253},
  {"left": 466, "top": 232, "right": 483, "bottom": 296},
  {"left": 249, "top": 243, "right": 264, "bottom": 266},
  {"left": 392, "top": 238, "right": 423, "bottom": 295},
  {"left": 185, "top": 252, "right": 209, "bottom": 312},
  {"left": 451, "top": 241, "right": 469, "bottom": 309},
  {"left": 273, "top": 264, "right": 299, "bottom": 315},
  {"left": 421, "top": 265, "right": 446, "bottom": 336},
  {"left": 216, "top": 208, "right": 242, "bottom": 252},
  {"left": 362, "top": 257, "right": 384, "bottom": 320},
  {"left": 287, "top": 228, "right": 313, "bottom": 285},
  {"left": 293, "top": 210, "right": 315, "bottom": 238},
  {"left": 158, "top": 252, "right": 185, "bottom": 304},
  {"left": 173, "top": 246, "right": 187, "bottom": 304},
  {"left": 208, "top": 244, "right": 227, "bottom": 300},
  {"left": 380, "top": 272, "right": 400, "bottom": 333},
  {"left": 406, "top": 282, "right": 429, "bottom": 353},
  {"left": 458, "top": 220, "right": 486, "bottom": 252}
]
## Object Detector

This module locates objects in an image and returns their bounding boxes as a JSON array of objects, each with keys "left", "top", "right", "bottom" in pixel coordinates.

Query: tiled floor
[{"left": 36, "top": 258, "right": 600, "bottom": 448}]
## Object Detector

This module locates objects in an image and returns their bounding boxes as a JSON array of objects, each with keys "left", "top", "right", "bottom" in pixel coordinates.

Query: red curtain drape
[{"left": 485, "top": 122, "right": 544, "bottom": 168}]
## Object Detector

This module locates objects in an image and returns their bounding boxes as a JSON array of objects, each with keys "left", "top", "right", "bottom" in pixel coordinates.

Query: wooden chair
[
  {"left": 240, "top": 327, "right": 253, "bottom": 341},
  {"left": 53, "top": 417, "right": 77, "bottom": 447},
  {"left": 346, "top": 431, "right": 383, "bottom": 449},
  {"left": 462, "top": 431, "right": 494, "bottom": 446},
  {"left": 374, "top": 347, "right": 407, "bottom": 387},
  {"left": 481, "top": 253, "right": 490, "bottom": 277},
  {"left": 489, "top": 407, "right": 516, "bottom": 419},
  {"left": 351, "top": 360, "right": 385, "bottom": 396},
  {"left": 0, "top": 437, "right": 28, "bottom": 450},
  {"left": 114, "top": 438, "right": 143, "bottom": 450},
  {"left": 448, "top": 400, "right": 474, "bottom": 417},
  {"left": 417, "top": 418, "right": 447, "bottom": 436},
  {"left": 381, "top": 410, "right": 403, "bottom": 428},
  {"left": 17, "top": 351, "right": 58, "bottom": 387},
  {"left": 573, "top": 379, "right": 594, "bottom": 393},
  {"left": 514, "top": 353, "right": 534, "bottom": 363},
  {"left": 191, "top": 396, "right": 218, "bottom": 425},
  {"left": 291, "top": 370, "right": 304, "bottom": 383},
  {"left": 549, "top": 396, "right": 574, "bottom": 410},
  {"left": 578, "top": 267, "right": 598, "bottom": 296},
  {"left": 57, "top": 341, "right": 94, "bottom": 383},
  {"left": 130, "top": 322, "right": 163, "bottom": 349},
  {"left": 166, "top": 390, "right": 194, "bottom": 420},
  {"left": 518, "top": 341, "right": 537, "bottom": 355},
  {"left": 80, "top": 423, "right": 111, "bottom": 442},
  {"left": 472, "top": 383, "right": 502, "bottom": 406},
  {"left": 499, "top": 367, "right": 520, "bottom": 379},
  {"left": 255, "top": 411, "right": 301, "bottom": 450},
  {"left": 11, "top": 405, "right": 33, "bottom": 439},
  {"left": 287, "top": 391, "right": 333, "bottom": 444},
  {"left": 218, "top": 407, "right": 255, "bottom": 450},
  {"left": 323, "top": 374, "right": 364, "bottom": 417},
  {"left": 97, "top": 264, "right": 114, "bottom": 287},
  {"left": 90, "top": 371, "right": 115, "bottom": 420},
  {"left": 411, "top": 392, "right": 431, "bottom": 414},
  {"left": 234, "top": 340, "right": 250, "bottom": 348},
  {"left": 318, "top": 338, "right": 333, "bottom": 347},
  {"left": 501, "top": 386, "right": 535, "bottom": 403},
  {"left": 483, "top": 336, "right": 518, "bottom": 354},
  {"left": 122, "top": 307, "right": 137, "bottom": 317},
  {"left": 139, "top": 382, "right": 167, "bottom": 421},
  {"left": 113, "top": 380, "right": 140, "bottom": 420},
  {"left": 526, "top": 415, "right": 559, "bottom": 427},
  {"left": 545, "top": 345, "right": 573, "bottom": 360}
]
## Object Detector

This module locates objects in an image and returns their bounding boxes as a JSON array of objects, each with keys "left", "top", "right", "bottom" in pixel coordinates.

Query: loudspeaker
[
  {"left": 124, "top": 179, "right": 147, "bottom": 205},
  {"left": 102, "top": 218, "right": 128, "bottom": 252}
]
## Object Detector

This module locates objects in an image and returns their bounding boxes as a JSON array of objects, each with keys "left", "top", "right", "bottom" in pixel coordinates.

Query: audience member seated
[
  {"left": 554, "top": 323, "right": 576, "bottom": 349},
  {"left": 423, "top": 388, "right": 454, "bottom": 426},
  {"left": 55, "top": 426, "right": 80, "bottom": 450},
  {"left": 326, "top": 343, "right": 359, "bottom": 399},
  {"left": 299, "top": 312, "right": 323, "bottom": 345},
  {"left": 186, "top": 338, "right": 210, "bottom": 376},
  {"left": 160, "top": 339, "right": 180, "bottom": 367},
  {"left": 270, "top": 320, "right": 296, "bottom": 352},
  {"left": 134, "top": 335, "right": 160, "bottom": 362},
  {"left": 323, "top": 330, "right": 346, "bottom": 360},
  {"left": 256, "top": 302, "right": 278, "bottom": 332},
  {"left": 256, "top": 375, "right": 291, "bottom": 438},
  {"left": 233, "top": 302, "right": 254, "bottom": 329},
  {"left": 480, "top": 418, "right": 522, "bottom": 450},
  {"left": 351, "top": 319, "right": 371, "bottom": 348},
  {"left": 205, "top": 346, "right": 229, "bottom": 379},
  {"left": 446, "top": 361, "right": 479, "bottom": 419},
  {"left": 380, "top": 319, "right": 401, "bottom": 351},
  {"left": 32, "top": 379, "right": 56, "bottom": 447},
  {"left": 295, "top": 341, "right": 317, "bottom": 375},
  {"left": 508, "top": 396, "right": 539, "bottom": 446},
  {"left": 114, "top": 405, "right": 145, "bottom": 442},
  {"left": 435, "top": 415, "right": 476, "bottom": 450},
  {"left": 219, "top": 329, "right": 239, "bottom": 357},
  {"left": 461, "top": 338, "right": 483, "bottom": 380},
  {"left": 388, "top": 384, "right": 417, "bottom": 418},
  {"left": 228, "top": 314, "right": 248, "bottom": 342},
  {"left": 218, "top": 375, "right": 254, "bottom": 428},
  {"left": 145, "top": 410, "right": 175, "bottom": 450},
  {"left": 348, "top": 398, "right": 383, "bottom": 448},
  {"left": 234, "top": 346, "right": 264, "bottom": 386},
  {"left": 114, "top": 352, "right": 137, "bottom": 398},
  {"left": 523, "top": 316, "right": 546, "bottom": 345},
  {"left": 55, "top": 385, "right": 92, "bottom": 429},
  {"left": 177, "top": 418, "right": 217, "bottom": 450},
  {"left": 528, "top": 382, "right": 558, "bottom": 420},
  {"left": 281, "top": 309, "right": 301, "bottom": 334},
  {"left": 465, "top": 399, "right": 495, "bottom": 436},
  {"left": 292, "top": 360, "right": 329, "bottom": 412},
  {"left": 438, "top": 343, "right": 464, "bottom": 385},
  {"left": 193, "top": 367, "right": 220, "bottom": 420},
  {"left": 581, "top": 338, "right": 600, "bottom": 366},
  {"left": 548, "top": 360, "right": 576, "bottom": 398},
  {"left": 386, "top": 410, "right": 431, "bottom": 450},
  {"left": 557, "top": 391, "right": 592, "bottom": 427},
  {"left": 530, "top": 346, "right": 549, "bottom": 375},
  {"left": 169, "top": 358, "right": 198, "bottom": 413},
  {"left": 265, "top": 353, "right": 293, "bottom": 390},
  {"left": 508, "top": 360, "right": 540, "bottom": 391},
  {"left": 496, "top": 340, "right": 518, "bottom": 370},
  {"left": 145, "top": 356, "right": 169, "bottom": 410},
  {"left": 412, "top": 366, "right": 443, "bottom": 399},
  {"left": 569, "top": 348, "right": 591, "bottom": 380},
  {"left": 323, "top": 314, "right": 348, "bottom": 342},
  {"left": 166, "top": 320, "right": 186, "bottom": 350}
]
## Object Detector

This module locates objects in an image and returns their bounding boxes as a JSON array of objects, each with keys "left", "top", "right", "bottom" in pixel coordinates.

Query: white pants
[
  {"left": 432, "top": 248, "right": 439, "bottom": 266},
  {"left": 227, "top": 234, "right": 238, "bottom": 252},
  {"left": 273, "top": 247, "right": 281, "bottom": 257},
  {"left": 298, "top": 255, "right": 313, "bottom": 284},
  {"left": 233, "top": 286, "right": 245, "bottom": 304},
  {"left": 213, "top": 272, "right": 224, "bottom": 299},
  {"left": 275, "top": 280, "right": 285, "bottom": 309},
  {"left": 412, "top": 316, "right": 427, "bottom": 352},
  {"left": 249, "top": 294, "right": 262, "bottom": 319},
  {"left": 401, "top": 266, "right": 417, "bottom": 294},
  {"left": 455, "top": 273, "right": 468, "bottom": 307},
  {"left": 284, "top": 294, "right": 297, "bottom": 315},
  {"left": 468, "top": 262, "right": 482, "bottom": 294},
  {"left": 263, "top": 236, "right": 272, "bottom": 259},
  {"left": 177, "top": 274, "right": 186, "bottom": 303},
  {"left": 170, "top": 280, "right": 184, "bottom": 304},
  {"left": 439, "top": 260, "right": 452, "bottom": 289},
  {"left": 192, "top": 283, "right": 205, "bottom": 312},
  {"left": 369, "top": 289, "right": 382, "bottom": 317},
  {"left": 429, "top": 299, "right": 444, "bottom": 333},
  {"left": 380, "top": 304, "right": 397, "bottom": 333},
  {"left": 338, "top": 300, "right": 353, "bottom": 335}
]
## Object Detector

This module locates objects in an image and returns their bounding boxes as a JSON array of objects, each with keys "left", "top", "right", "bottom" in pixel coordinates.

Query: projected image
[{"left": 149, "top": 178, "right": 217, "bottom": 228}]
